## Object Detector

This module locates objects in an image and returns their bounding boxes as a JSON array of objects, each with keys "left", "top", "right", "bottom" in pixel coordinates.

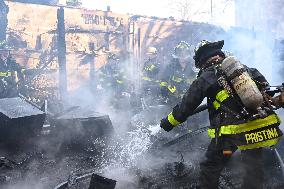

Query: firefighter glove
[
  {"left": 272, "top": 91, "right": 284, "bottom": 108},
  {"left": 160, "top": 118, "right": 174, "bottom": 132}
]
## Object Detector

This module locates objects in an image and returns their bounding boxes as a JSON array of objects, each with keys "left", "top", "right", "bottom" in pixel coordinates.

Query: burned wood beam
[{"left": 57, "top": 7, "right": 67, "bottom": 100}]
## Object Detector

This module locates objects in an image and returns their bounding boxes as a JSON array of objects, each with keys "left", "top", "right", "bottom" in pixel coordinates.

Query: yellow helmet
[
  {"left": 172, "top": 41, "right": 191, "bottom": 59},
  {"left": 146, "top": 47, "right": 158, "bottom": 55}
]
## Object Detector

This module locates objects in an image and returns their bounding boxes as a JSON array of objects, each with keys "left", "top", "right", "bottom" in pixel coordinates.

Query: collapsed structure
[{"left": 0, "top": 0, "right": 284, "bottom": 189}]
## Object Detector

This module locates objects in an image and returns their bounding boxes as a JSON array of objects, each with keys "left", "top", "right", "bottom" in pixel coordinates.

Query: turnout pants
[{"left": 199, "top": 138, "right": 264, "bottom": 189}]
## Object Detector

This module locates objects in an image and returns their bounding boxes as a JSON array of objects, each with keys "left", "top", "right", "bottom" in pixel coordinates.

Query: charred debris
[{"left": 0, "top": 1, "right": 284, "bottom": 189}]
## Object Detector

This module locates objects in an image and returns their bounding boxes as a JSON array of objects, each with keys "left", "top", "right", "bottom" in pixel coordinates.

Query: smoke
[
  {"left": 49, "top": 49, "right": 211, "bottom": 188},
  {"left": 221, "top": 29, "right": 278, "bottom": 83},
  {"left": 220, "top": 19, "right": 284, "bottom": 121},
  {"left": 3, "top": 1, "right": 284, "bottom": 189}
]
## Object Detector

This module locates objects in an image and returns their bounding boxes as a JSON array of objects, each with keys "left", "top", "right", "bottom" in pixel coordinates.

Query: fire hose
[
  {"left": 163, "top": 126, "right": 210, "bottom": 147},
  {"left": 163, "top": 104, "right": 209, "bottom": 147}
]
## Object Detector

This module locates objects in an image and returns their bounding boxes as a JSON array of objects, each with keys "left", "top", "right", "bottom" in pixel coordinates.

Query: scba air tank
[{"left": 221, "top": 56, "right": 264, "bottom": 110}]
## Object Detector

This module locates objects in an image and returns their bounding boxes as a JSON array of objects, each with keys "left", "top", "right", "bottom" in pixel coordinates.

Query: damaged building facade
[
  {"left": 0, "top": 0, "right": 284, "bottom": 189},
  {"left": 3, "top": 1, "right": 224, "bottom": 99}
]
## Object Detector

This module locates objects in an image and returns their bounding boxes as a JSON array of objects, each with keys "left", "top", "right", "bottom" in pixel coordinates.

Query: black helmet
[
  {"left": 193, "top": 40, "right": 225, "bottom": 68},
  {"left": 172, "top": 41, "right": 191, "bottom": 60}
]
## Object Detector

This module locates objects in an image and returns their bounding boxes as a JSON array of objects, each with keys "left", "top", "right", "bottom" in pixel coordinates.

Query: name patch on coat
[{"left": 245, "top": 128, "right": 279, "bottom": 144}]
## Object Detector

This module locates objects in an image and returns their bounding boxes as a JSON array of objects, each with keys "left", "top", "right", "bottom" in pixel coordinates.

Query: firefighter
[
  {"left": 159, "top": 41, "right": 196, "bottom": 106},
  {"left": 141, "top": 46, "right": 162, "bottom": 97},
  {"left": 160, "top": 40, "right": 284, "bottom": 189},
  {"left": 96, "top": 54, "right": 127, "bottom": 101},
  {"left": 0, "top": 44, "right": 24, "bottom": 98}
]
